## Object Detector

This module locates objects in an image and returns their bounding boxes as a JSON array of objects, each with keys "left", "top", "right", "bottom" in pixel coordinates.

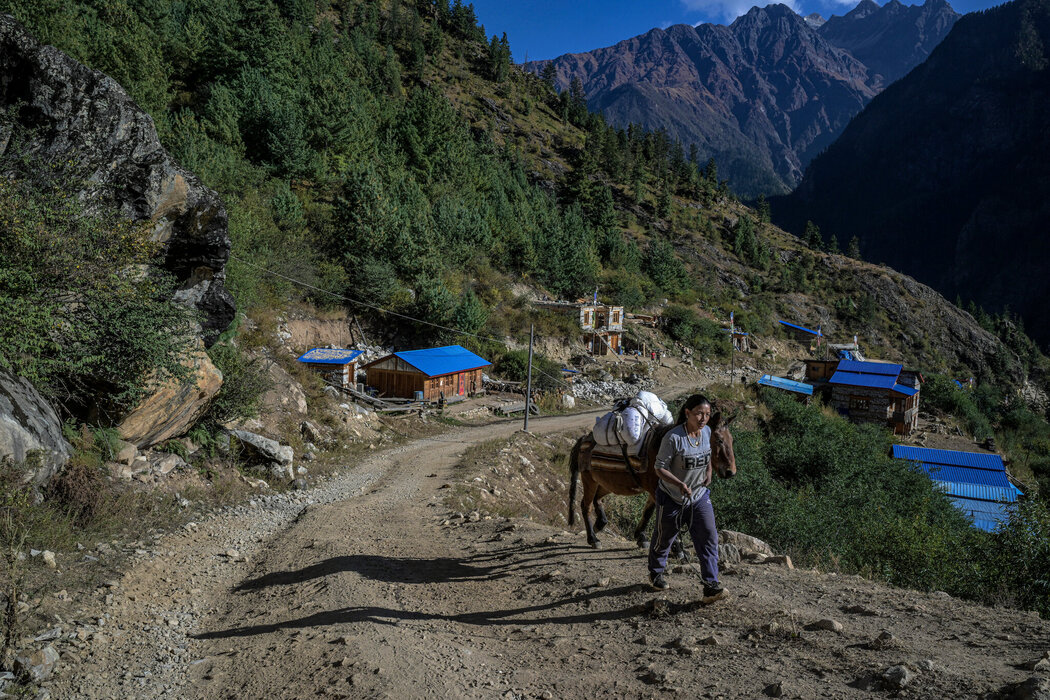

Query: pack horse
[{"left": 567, "top": 411, "right": 737, "bottom": 549}]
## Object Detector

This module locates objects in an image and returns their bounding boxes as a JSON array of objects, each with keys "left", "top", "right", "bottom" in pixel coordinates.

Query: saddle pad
[{"left": 588, "top": 448, "right": 647, "bottom": 473}]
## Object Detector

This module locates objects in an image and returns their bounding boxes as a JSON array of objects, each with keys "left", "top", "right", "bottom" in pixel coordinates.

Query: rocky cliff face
[
  {"left": 526, "top": 1, "right": 957, "bottom": 197},
  {"left": 774, "top": 0, "right": 1050, "bottom": 348},
  {"left": 0, "top": 368, "right": 72, "bottom": 487},
  {"left": 0, "top": 14, "right": 234, "bottom": 344},
  {"left": 818, "top": 0, "right": 959, "bottom": 87}
]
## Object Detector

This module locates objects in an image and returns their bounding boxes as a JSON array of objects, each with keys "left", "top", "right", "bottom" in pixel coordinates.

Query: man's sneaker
[
  {"left": 650, "top": 574, "right": 670, "bottom": 590},
  {"left": 702, "top": 581, "right": 726, "bottom": 601}
]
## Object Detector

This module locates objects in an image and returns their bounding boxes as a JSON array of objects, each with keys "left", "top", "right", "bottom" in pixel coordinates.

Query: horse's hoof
[
  {"left": 636, "top": 539, "right": 650, "bottom": 549},
  {"left": 589, "top": 539, "right": 602, "bottom": 549}
]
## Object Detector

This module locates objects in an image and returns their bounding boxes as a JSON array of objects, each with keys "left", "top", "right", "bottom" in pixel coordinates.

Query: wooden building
[
  {"left": 362, "top": 345, "right": 491, "bottom": 402},
  {"left": 296, "top": 348, "right": 363, "bottom": 389},
  {"left": 804, "top": 359, "right": 839, "bottom": 383},
  {"left": 829, "top": 360, "right": 920, "bottom": 435},
  {"left": 535, "top": 301, "right": 624, "bottom": 356}
]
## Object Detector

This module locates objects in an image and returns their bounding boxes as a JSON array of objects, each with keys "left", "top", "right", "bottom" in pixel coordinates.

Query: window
[{"left": 849, "top": 396, "right": 870, "bottom": 411}]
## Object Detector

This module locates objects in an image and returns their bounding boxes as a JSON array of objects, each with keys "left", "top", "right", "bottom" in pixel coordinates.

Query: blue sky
[{"left": 469, "top": 0, "right": 1005, "bottom": 61}]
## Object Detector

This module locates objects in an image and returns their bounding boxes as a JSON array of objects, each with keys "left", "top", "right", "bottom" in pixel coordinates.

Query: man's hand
[{"left": 680, "top": 483, "right": 692, "bottom": 498}]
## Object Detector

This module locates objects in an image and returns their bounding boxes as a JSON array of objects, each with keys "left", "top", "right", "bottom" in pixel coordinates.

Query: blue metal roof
[
  {"left": 830, "top": 361, "right": 917, "bottom": 396},
  {"left": 917, "top": 463, "right": 1014, "bottom": 489},
  {"left": 758, "top": 374, "right": 814, "bottom": 396},
  {"left": 778, "top": 320, "right": 823, "bottom": 336},
  {"left": 837, "top": 360, "right": 903, "bottom": 376},
  {"left": 390, "top": 345, "right": 491, "bottom": 377},
  {"left": 891, "top": 445, "right": 1007, "bottom": 471},
  {"left": 297, "top": 348, "right": 364, "bottom": 364},
  {"left": 933, "top": 481, "right": 1019, "bottom": 503},
  {"left": 948, "top": 497, "right": 1014, "bottom": 531}
]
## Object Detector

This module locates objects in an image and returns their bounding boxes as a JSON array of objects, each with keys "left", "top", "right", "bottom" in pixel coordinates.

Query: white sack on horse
[{"left": 634, "top": 391, "right": 674, "bottom": 426}]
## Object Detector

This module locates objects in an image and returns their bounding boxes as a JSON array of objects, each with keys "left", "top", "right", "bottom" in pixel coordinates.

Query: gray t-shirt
[{"left": 654, "top": 424, "right": 712, "bottom": 504}]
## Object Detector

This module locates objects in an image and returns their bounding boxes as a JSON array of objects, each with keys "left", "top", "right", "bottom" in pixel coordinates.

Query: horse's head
[{"left": 708, "top": 412, "right": 737, "bottom": 479}]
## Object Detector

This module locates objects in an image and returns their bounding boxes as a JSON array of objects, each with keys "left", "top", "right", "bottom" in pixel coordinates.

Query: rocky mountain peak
[{"left": 804, "top": 12, "right": 827, "bottom": 28}]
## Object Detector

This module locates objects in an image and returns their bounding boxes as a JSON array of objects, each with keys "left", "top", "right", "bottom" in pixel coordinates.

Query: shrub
[{"left": 198, "top": 342, "right": 271, "bottom": 428}]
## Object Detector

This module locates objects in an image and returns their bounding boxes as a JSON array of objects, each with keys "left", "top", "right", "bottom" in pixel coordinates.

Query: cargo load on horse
[{"left": 591, "top": 390, "right": 674, "bottom": 456}]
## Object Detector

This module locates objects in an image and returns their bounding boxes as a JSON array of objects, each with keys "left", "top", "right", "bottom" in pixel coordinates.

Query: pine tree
[
  {"left": 804, "top": 220, "right": 821, "bottom": 249},
  {"left": 827, "top": 234, "right": 840, "bottom": 254},
  {"left": 846, "top": 235, "right": 861, "bottom": 259}
]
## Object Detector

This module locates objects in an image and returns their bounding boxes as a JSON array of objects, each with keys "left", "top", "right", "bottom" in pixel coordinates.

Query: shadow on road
[{"left": 194, "top": 583, "right": 647, "bottom": 640}]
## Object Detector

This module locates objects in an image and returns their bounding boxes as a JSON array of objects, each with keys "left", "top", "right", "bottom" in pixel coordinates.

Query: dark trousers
[{"left": 648, "top": 488, "right": 720, "bottom": 582}]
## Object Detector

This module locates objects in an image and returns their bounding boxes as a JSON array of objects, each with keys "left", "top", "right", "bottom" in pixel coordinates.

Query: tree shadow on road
[
  {"left": 194, "top": 583, "right": 649, "bottom": 640},
  {"left": 234, "top": 541, "right": 636, "bottom": 592}
]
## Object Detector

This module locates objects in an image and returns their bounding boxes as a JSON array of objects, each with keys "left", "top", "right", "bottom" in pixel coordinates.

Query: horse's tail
[{"left": 568, "top": 436, "right": 582, "bottom": 526}]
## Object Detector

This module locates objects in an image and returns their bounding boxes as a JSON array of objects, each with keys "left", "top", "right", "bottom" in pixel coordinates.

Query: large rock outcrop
[
  {"left": 0, "top": 368, "right": 72, "bottom": 486},
  {"left": 117, "top": 343, "right": 224, "bottom": 448},
  {"left": 0, "top": 14, "right": 234, "bottom": 344}
]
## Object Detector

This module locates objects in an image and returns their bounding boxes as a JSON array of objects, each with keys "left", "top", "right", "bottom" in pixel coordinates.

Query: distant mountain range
[
  {"left": 773, "top": 0, "right": 1050, "bottom": 348},
  {"left": 526, "top": 0, "right": 958, "bottom": 197}
]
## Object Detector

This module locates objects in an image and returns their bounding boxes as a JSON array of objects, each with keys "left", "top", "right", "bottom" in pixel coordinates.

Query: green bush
[
  {"left": 661, "top": 305, "right": 730, "bottom": 360},
  {"left": 493, "top": 350, "right": 562, "bottom": 390},
  {"left": 198, "top": 342, "right": 271, "bottom": 428},
  {"left": 923, "top": 374, "right": 994, "bottom": 439},
  {"left": 0, "top": 160, "right": 197, "bottom": 413}
]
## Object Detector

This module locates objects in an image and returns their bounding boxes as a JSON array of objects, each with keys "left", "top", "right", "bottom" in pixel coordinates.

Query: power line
[{"left": 229, "top": 255, "right": 574, "bottom": 390}]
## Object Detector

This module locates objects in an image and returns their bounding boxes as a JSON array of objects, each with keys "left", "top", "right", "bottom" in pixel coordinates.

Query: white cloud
[{"left": 681, "top": 0, "right": 801, "bottom": 23}]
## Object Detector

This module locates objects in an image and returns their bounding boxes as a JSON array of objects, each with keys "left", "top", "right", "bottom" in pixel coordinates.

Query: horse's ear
[
  {"left": 709, "top": 412, "right": 721, "bottom": 430},
  {"left": 723, "top": 413, "right": 737, "bottom": 428}
]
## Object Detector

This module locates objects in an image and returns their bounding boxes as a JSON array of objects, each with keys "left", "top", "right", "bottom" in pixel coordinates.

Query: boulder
[
  {"left": 116, "top": 343, "right": 222, "bottom": 448},
  {"left": 0, "top": 368, "right": 72, "bottom": 487},
  {"left": 719, "top": 530, "right": 775, "bottom": 557},
  {"left": 0, "top": 15, "right": 234, "bottom": 343},
  {"left": 14, "top": 644, "right": 59, "bottom": 682},
  {"left": 229, "top": 429, "right": 293, "bottom": 481},
  {"left": 257, "top": 358, "right": 307, "bottom": 418},
  {"left": 151, "top": 453, "right": 187, "bottom": 475}
]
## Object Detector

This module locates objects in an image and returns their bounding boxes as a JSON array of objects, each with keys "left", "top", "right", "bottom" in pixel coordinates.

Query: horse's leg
[
  {"left": 580, "top": 472, "right": 601, "bottom": 549},
  {"left": 633, "top": 493, "right": 656, "bottom": 549},
  {"left": 593, "top": 485, "right": 610, "bottom": 533}
]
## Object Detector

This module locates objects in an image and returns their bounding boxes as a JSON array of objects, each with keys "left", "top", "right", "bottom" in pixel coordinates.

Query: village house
[
  {"left": 296, "top": 347, "right": 363, "bottom": 390},
  {"left": 757, "top": 374, "right": 813, "bottom": 404},
  {"left": 828, "top": 360, "right": 921, "bottom": 435},
  {"left": 361, "top": 345, "right": 491, "bottom": 402},
  {"left": 535, "top": 301, "right": 624, "bottom": 356}
]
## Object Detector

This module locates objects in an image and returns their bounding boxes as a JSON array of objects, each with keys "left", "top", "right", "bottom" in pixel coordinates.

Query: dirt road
[{"left": 53, "top": 409, "right": 1050, "bottom": 699}]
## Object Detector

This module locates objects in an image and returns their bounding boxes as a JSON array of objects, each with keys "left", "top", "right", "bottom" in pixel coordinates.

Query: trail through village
[{"left": 54, "top": 410, "right": 1050, "bottom": 699}]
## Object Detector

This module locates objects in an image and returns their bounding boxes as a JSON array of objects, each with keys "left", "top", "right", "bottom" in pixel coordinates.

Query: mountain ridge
[{"left": 526, "top": 1, "right": 958, "bottom": 197}]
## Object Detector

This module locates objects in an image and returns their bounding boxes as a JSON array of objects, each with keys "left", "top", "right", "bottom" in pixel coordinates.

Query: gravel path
[{"left": 46, "top": 405, "right": 1050, "bottom": 699}]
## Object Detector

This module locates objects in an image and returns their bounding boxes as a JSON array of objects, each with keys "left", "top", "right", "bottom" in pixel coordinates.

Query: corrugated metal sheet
[
  {"left": 778, "top": 320, "right": 822, "bottom": 336},
  {"left": 392, "top": 345, "right": 491, "bottom": 378},
  {"left": 891, "top": 445, "right": 1007, "bottom": 471},
  {"left": 917, "top": 463, "right": 1013, "bottom": 488},
  {"left": 837, "top": 360, "right": 902, "bottom": 376},
  {"left": 296, "top": 348, "right": 364, "bottom": 364},
  {"left": 948, "top": 497, "right": 1014, "bottom": 529},
  {"left": 932, "top": 481, "right": 1018, "bottom": 503},
  {"left": 757, "top": 374, "right": 814, "bottom": 395},
  {"left": 829, "top": 371, "right": 895, "bottom": 390}
]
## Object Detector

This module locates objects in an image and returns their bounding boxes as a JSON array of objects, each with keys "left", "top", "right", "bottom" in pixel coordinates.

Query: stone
[
  {"left": 764, "top": 555, "right": 794, "bottom": 569},
  {"left": 228, "top": 430, "right": 294, "bottom": 480},
  {"left": 718, "top": 542, "right": 741, "bottom": 565},
  {"left": 0, "top": 368, "right": 72, "bottom": 487},
  {"left": 153, "top": 453, "right": 187, "bottom": 475},
  {"left": 33, "top": 628, "right": 62, "bottom": 642},
  {"left": 718, "top": 530, "right": 775, "bottom": 556},
  {"left": 115, "top": 440, "right": 137, "bottom": 466},
  {"left": 842, "top": 604, "right": 878, "bottom": 616},
  {"left": 14, "top": 645, "right": 60, "bottom": 682},
  {"left": 301, "top": 420, "right": 324, "bottom": 445},
  {"left": 0, "top": 15, "right": 234, "bottom": 343},
  {"left": 1023, "top": 651, "right": 1050, "bottom": 672},
  {"left": 561, "top": 394, "right": 575, "bottom": 410},
  {"left": 41, "top": 551, "right": 56, "bottom": 569},
  {"left": 118, "top": 341, "right": 224, "bottom": 448},
  {"left": 869, "top": 631, "right": 898, "bottom": 650},
  {"left": 881, "top": 665, "right": 914, "bottom": 690},
  {"left": 804, "top": 619, "right": 843, "bottom": 633}
]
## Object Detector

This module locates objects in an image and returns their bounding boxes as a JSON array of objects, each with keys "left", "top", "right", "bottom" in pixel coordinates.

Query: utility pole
[
  {"left": 524, "top": 324, "right": 535, "bottom": 432},
  {"left": 730, "top": 311, "right": 735, "bottom": 384}
]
